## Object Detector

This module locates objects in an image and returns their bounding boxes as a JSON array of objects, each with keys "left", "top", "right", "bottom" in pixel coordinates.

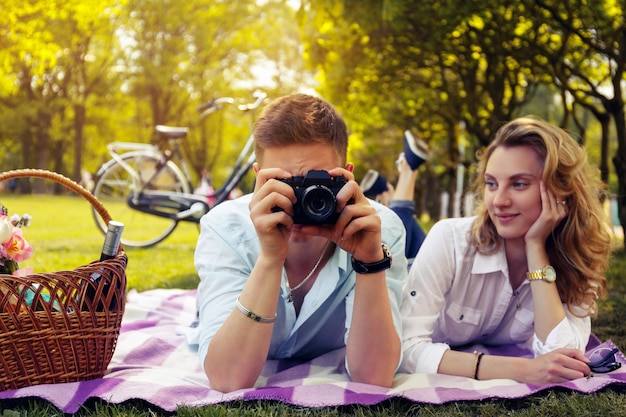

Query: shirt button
[
  {"left": 410, "top": 290, "right": 417, "bottom": 296},
  {"left": 516, "top": 303, "right": 521, "bottom": 310},
  {"left": 459, "top": 314, "right": 464, "bottom": 320}
]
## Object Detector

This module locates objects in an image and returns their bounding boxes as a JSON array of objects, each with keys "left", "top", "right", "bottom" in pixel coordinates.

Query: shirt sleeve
[
  {"left": 194, "top": 197, "right": 259, "bottom": 369},
  {"left": 531, "top": 305, "right": 591, "bottom": 355},
  {"left": 399, "top": 219, "right": 461, "bottom": 374}
]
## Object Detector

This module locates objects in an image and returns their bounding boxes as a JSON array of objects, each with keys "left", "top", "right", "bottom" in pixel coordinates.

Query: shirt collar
[
  {"left": 470, "top": 243, "right": 508, "bottom": 275},
  {"left": 337, "top": 247, "right": 349, "bottom": 275}
]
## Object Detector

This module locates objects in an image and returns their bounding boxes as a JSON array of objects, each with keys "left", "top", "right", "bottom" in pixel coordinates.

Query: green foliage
[
  {"left": 298, "top": 0, "right": 626, "bottom": 248},
  {"left": 0, "top": 0, "right": 127, "bottom": 181},
  {"left": 0, "top": 0, "right": 312, "bottom": 187},
  {"left": 3, "top": 0, "right": 626, "bottom": 237}
]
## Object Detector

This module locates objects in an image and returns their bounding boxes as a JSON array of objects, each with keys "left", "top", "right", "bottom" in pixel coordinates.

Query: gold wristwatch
[{"left": 526, "top": 265, "right": 557, "bottom": 283}]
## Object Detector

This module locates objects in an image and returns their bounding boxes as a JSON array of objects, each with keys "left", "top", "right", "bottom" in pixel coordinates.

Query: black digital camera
[{"left": 278, "top": 170, "right": 347, "bottom": 224}]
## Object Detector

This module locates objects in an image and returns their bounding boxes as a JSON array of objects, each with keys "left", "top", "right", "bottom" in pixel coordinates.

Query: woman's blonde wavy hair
[{"left": 469, "top": 116, "right": 611, "bottom": 317}]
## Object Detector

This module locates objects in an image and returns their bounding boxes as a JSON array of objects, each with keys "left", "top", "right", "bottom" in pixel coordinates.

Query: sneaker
[
  {"left": 360, "top": 169, "right": 388, "bottom": 198},
  {"left": 403, "top": 130, "right": 430, "bottom": 170}
]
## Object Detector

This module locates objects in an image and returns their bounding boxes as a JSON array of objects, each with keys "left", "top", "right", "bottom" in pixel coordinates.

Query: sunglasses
[{"left": 588, "top": 347, "right": 622, "bottom": 374}]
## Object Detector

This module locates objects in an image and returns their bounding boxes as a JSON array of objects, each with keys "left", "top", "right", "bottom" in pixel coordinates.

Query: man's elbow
[
  {"left": 205, "top": 356, "right": 258, "bottom": 392},
  {"left": 205, "top": 369, "right": 257, "bottom": 393},
  {"left": 350, "top": 369, "right": 395, "bottom": 388}
]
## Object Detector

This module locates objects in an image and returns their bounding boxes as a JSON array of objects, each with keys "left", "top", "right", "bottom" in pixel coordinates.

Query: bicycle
[{"left": 91, "top": 91, "right": 267, "bottom": 248}]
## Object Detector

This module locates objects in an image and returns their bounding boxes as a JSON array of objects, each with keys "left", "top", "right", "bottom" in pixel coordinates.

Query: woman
[{"left": 400, "top": 116, "right": 611, "bottom": 385}]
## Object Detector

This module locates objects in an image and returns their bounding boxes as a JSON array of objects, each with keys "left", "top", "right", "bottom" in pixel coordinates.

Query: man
[{"left": 195, "top": 94, "right": 407, "bottom": 392}]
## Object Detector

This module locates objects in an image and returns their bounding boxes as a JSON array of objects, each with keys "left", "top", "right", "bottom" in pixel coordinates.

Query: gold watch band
[
  {"left": 526, "top": 265, "right": 557, "bottom": 282},
  {"left": 526, "top": 269, "right": 543, "bottom": 280}
]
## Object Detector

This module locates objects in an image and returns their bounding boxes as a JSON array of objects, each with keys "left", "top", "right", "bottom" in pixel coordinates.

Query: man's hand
[
  {"left": 249, "top": 167, "right": 295, "bottom": 262},
  {"left": 298, "top": 167, "right": 384, "bottom": 263}
]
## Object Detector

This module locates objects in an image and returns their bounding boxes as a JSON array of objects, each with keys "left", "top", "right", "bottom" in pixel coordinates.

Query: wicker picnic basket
[{"left": 0, "top": 169, "right": 128, "bottom": 391}]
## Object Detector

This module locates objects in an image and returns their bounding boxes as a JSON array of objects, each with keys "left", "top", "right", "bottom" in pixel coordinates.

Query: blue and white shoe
[
  {"left": 360, "top": 169, "right": 388, "bottom": 198},
  {"left": 403, "top": 130, "right": 430, "bottom": 170}
]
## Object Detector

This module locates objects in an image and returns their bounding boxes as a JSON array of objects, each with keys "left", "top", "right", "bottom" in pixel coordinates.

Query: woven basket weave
[{"left": 0, "top": 169, "right": 127, "bottom": 391}]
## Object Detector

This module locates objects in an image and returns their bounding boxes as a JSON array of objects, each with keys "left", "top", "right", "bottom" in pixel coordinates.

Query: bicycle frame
[
  {"left": 100, "top": 132, "right": 256, "bottom": 223},
  {"left": 208, "top": 132, "right": 256, "bottom": 206},
  {"left": 91, "top": 92, "right": 265, "bottom": 247},
  {"left": 105, "top": 141, "right": 188, "bottom": 190}
]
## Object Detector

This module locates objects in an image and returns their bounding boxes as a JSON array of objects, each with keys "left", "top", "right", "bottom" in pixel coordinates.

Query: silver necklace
[{"left": 285, "top": 241, "right": 331, "bottom": 303}]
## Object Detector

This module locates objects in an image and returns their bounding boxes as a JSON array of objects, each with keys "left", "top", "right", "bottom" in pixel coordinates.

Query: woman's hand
[
  {"left": 525, "top": 181, "right": 568, "bottom": 246},
  {"left": 523, "top": 348, "right": 590, "bottom": 385}
]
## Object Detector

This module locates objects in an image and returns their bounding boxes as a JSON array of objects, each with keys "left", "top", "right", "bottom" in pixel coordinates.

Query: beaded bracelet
[
  {"left": 473, "top": 351, "right": 485, "bottom": 380},
  {"left": 235, "top": 297, "right": 277, "bottom": 323}
]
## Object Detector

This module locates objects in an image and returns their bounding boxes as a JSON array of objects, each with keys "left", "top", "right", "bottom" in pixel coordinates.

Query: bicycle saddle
[{"left": 155, "top": 125, "right": 188, "bottom": 139}]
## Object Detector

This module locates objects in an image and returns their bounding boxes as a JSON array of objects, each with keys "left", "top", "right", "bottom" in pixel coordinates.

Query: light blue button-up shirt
[{"left": 195, "top": 193, "right": 407, "bottom": 368}]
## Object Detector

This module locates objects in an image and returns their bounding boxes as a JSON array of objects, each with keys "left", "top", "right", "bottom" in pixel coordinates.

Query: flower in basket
[{"left": 0, "top": 203, "right": 33, "bottom": 276}]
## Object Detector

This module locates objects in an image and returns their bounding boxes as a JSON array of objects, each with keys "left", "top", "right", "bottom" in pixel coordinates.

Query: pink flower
[
  {"left": 2, "top": 228, "right": 33, "bottom": 262},
  {"left": 12, "top": 267, "right": 34, "bottom": 277},
  {"left": 0, "top": 218, "right": 12, "bottom": 244}
]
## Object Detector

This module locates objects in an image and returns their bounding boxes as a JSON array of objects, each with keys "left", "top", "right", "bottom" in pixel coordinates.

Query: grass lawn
[{"left": 1, "top": 193, "right": 626, "bottom": 416}]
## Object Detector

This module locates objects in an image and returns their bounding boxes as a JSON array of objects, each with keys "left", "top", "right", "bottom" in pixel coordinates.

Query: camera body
[{"left": 278, "top": 170, "right": 347, "bottom": 224}]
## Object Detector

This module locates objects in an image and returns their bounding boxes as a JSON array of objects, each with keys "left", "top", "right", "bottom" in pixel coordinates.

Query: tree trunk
[
  {"left": 609, "top": 99, "right": 626, "bottom": 251},
  {"left": 73, "top": 103, "right": 86, "bottom": 183},
  {"left": 34, "top": 109, "right": 51, "bottom": 193}
]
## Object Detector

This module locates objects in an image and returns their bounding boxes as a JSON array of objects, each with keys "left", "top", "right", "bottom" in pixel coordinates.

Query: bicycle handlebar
[{"left": 198, "top": 91, "right": 267, "bottom": 119}]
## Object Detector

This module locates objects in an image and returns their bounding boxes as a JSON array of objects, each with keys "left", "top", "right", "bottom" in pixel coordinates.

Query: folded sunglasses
[{"left": 588, "top": 347, "right": 622, "bottom": 374}]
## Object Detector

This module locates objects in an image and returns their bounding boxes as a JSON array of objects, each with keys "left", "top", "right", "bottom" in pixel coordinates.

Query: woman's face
[{"left": 483, "top": 145, "right": 544, "bottom": 241}]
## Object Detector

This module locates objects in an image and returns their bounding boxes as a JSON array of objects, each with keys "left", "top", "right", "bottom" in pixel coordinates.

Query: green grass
[
  {"left": 1, "top": 194, "right": 625, "bottom": 416},
  {"left": 1, "top": 194, "right": 200, "bottom": 291}
]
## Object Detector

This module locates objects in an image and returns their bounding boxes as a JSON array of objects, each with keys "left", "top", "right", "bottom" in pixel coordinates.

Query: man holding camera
[{"left": 195, "top": 94, "right": 407, "bottom": 392}]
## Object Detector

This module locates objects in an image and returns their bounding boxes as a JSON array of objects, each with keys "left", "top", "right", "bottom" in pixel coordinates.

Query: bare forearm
[
  {"left": 438, "top": 349, "right": 528, "bottom": 382},
  {"left": 204, "top": 312, "right": 273, "bottom": 391},
  {"left": 525, "top": 242, "right": 566, "bottom": 341},
  {"left": 204, "top": 257, "right": 282, "bottom": 392},
  {"left": 438, "top": 347, "right": 589, "bottom": 384},
  {"left": 347, "top": 273, "right": 400, "bottom": 387}
]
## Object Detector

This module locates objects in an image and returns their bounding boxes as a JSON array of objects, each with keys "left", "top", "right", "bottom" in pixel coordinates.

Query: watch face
[{"left": 544, "top": 266, "right": 557, "bottom": 282}]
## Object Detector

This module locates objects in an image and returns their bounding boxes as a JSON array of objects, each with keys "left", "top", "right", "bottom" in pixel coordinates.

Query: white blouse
[{"left": 400, "top": 216, "right": 590, "bottom": 374}]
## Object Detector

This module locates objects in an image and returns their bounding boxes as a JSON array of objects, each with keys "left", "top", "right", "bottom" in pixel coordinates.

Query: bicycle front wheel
[{"left": 92, "top": 152, "right": 191, "bottom": 248}]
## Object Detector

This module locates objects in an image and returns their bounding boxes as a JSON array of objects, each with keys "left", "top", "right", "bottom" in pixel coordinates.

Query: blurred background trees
[
  {"left": 298, "top": 0, "right": 625, "bottom": 245},
  {"left": 1, "top": 0, "right": 624, "bottom": 246}
]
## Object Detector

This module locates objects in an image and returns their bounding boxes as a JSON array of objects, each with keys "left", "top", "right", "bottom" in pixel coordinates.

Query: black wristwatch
[{"left": 351, "top": 243, "right": 392, "bottom": 274}]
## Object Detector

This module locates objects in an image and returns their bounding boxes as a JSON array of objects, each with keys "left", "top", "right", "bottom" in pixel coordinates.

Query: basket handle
[{"left": 0, "top": 169, "right": 117, "bottom": 248}]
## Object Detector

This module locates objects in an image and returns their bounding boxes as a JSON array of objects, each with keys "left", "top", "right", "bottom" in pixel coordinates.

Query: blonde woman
[{"left": 400, "top": 116, "right": 611, "bottom": 384}]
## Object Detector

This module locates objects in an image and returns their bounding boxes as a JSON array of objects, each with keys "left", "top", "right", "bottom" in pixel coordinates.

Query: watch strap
[
  {"left": 526, "top": 265, "right": 556, "bottom": 282},
  {"left": 351, "top": 243, "right": 392, "bottom": 274},
  {"left": 526, "top": 269, "right": 544, "bottom": 280}
]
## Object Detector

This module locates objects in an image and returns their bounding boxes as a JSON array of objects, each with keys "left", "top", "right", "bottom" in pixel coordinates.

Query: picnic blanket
[{"left": 1, "top": 288, "right": 625, "bottom": 413}]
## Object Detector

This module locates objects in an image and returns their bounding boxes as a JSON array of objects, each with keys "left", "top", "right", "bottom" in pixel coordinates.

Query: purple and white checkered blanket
[{"left": 1, "top": 288, "right": 624, "bottom": 413}]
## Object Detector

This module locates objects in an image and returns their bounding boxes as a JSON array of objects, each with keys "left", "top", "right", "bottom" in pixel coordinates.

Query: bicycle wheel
[{"left": 92, "top": 152, "right": 191, "bottom": 248}]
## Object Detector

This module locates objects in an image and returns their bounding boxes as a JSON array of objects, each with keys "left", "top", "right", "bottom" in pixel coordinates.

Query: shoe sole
[{"left": 404, "top": 130, "right": 430, "bottom": 160}]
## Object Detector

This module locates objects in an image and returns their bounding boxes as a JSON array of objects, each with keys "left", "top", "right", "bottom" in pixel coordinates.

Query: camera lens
[{"left": 300, "top": 185, "right": 336, "bottom": 222}]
